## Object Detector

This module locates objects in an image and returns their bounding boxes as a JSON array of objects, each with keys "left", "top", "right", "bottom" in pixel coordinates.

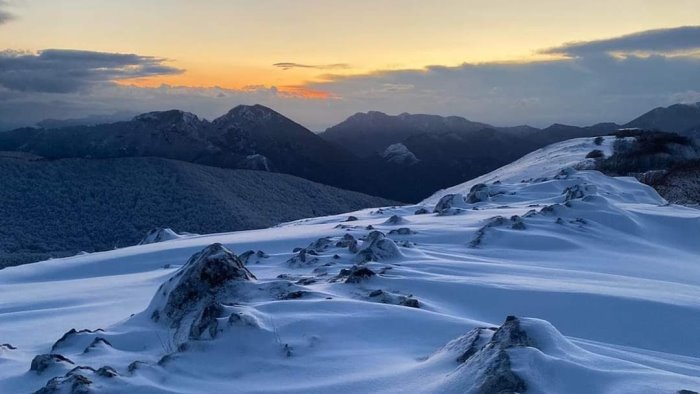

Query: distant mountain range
[
  {"left": 2, "top": 102, "right": 699, "bottom": 202},
  {"left": 624, "top": 102, "right": 700, "bottom": 136},
  {"left": 0, "top": 154, "right": 395, "bottom": 267}
]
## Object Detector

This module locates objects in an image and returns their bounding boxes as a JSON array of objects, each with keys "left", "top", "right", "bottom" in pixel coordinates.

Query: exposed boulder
[
  {"left": 228, "top": 310, "right": 262, "bottom": 328},
  {"left": 355, "top": 231, "right": 401, "bottom": 263},
  {"left": 281, "top": 290, "right": 307, "bottom": 300},
  {"left": 414, "top": 207, "right": 430, "bottom": 215},
  {"left": 510, "top": 215, "right": 526, "bottom": 230},
  {"left": 51, "top": 328, "right": 104, "bottom": 352},
  {"left": 335, "top": 233, "right": 359, "bottom": 253},
  {"left": 433, "top": 194, "right": 466, "bottom": 215},
  {"left": 307, "top": 237, "right": 333, "bottom": 252},
  {"left": 30, "top": 354, "right": 75, "bottom": 373},
  {"left": 368, "top": 289, "right": 420, "bottom": 308},
  {"left": 433, "top": 316, "right": 533, "bottom": 394},
  {"left": 555, "top": 167, "right": 577, "bottom": 179},
  {"left": 286, "top": 248, "right": 320, "bottom": 267},
  {"left": 335, "top": 265, "right": 377, "bottom": 283},
  {"left": 147, "top": 243, "right": 255, "bottom": 342},
  {"left": 388, "top": 227, "right": 414, "bottom": 236},
  {"left": 33, "top": 373, "right": 92, "bottom": 394},
  {"left": 82, "top": 337, "right": 112, "bottom": 353},
  {"left": 400, "top": 298, "right": 420, "bottom": 308},
  {"left": 466, "top": 183, "right": 490, "bottom": 203},
  {"left": 238, "top": 250, "right": 256, "bottom": 264},
  {"left": 563, "top": 183, "right": 597, "bottom": 202},
  {"left": 383, "top": 215, "right": 407, "bottom": 225},
  {"left": 469, "top": 216, "right": 508, "bottom": 248},
  {"left": 95, "top": 366, "right": 118, "bottom": 378}
]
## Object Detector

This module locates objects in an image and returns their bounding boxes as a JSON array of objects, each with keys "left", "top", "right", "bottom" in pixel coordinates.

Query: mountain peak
[
  {"left": 345, "top": 111, "right": 390, "bottom": 122},
  {"left": 132, "top": 110, "right": 203, "bottom": 132},
  {"left": 133, "top": 109, "right": 198, "bottom": 123},
  {"left": 215, "top": 104, "right": 283, "bottom": 125},
  {"left": 625, "top": 102, "right": 700, "bottom": 133}
]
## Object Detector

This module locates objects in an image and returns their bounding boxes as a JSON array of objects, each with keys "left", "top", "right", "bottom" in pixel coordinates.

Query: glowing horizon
[
  {"left": 1, "top": 1, "right": 699, "bottom": 130},
  {"left": 3, "top": 0, "right": 699, "bottom": 92}
]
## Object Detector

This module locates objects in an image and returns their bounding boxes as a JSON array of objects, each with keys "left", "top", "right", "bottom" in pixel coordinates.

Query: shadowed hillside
[{"left": 0, "top": 155, "right": 395, "bottom": 267}]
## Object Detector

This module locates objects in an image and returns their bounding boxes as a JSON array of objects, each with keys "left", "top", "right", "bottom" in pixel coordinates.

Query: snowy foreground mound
[{"left": 1, "top": 136, "right": 700, "bottom": 393}]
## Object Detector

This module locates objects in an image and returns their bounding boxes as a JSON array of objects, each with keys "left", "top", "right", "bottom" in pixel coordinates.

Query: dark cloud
[
  {"left": 273, "top": 62, "right": 350, "bottom": 70},
  {"left": 0, "top": 10, "right": 12, "bottom": 24},
  {"left": 0, "top": 49, "right": 183, "bottom": 93},
  {"left": 541, "top": 26, "right": 700, "bottom": 57},
  {"left": 3, "top": 27, "right": 700, "bottom": 131},
  {"left": 0, "top": 1, "right": 14, "bottom": 25}
]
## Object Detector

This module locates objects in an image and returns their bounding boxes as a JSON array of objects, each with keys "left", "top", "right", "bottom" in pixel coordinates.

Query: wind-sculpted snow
[{"left": 1, "top": 136, "right": 700, "bottom": 393}]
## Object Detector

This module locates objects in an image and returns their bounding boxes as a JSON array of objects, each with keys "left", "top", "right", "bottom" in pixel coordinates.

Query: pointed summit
[
  {"left": 212, "top": 104, "right": 290, "bottom": 128},
  {"left": 625, "top": 102, "right": 700, "bottom": 134}
]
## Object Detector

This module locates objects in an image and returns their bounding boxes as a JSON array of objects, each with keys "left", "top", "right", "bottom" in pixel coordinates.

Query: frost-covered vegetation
[
  {"left": 598, "top": 130, "right": 699, "bottom": 175},
  {"left": 0, "top": 156, "right": 394, "bottom": 267},
  {"left": 594, "top": 130, "right": 700, "bottom": 204}
]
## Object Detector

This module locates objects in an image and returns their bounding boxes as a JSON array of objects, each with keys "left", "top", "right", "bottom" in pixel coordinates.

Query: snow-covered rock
[
  {"left": 146, "top": 243, "right": 255, "bottom": 342},
  {"left": 382, "top": 143, "right": 419, "bottom": 165}
]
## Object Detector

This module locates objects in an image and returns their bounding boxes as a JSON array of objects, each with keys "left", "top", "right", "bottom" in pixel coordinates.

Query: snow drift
[{"left": 1, "top": 136, "right": 699, "bottom": 393}]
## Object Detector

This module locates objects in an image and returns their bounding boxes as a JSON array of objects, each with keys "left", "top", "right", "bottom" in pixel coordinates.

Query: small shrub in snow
[{"left": 586, "top": 149, "right": 605, "bottom": 159}]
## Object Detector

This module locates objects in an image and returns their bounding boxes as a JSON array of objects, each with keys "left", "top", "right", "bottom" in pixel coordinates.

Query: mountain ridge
[{"left": 2, "top": 102, "right": 699, "bottom": 202}]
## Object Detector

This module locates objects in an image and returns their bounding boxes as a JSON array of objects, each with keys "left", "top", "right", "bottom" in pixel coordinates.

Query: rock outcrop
[
  {"left": 355, "top": 231, "right": 401, "bottom": 263},
  {"left": 30, "top": 354, "right": 75, "bottom": 373},
  {"left": 434, "top": 316, "right": 533, "bottom": 394},
  {"left": 147, "top": 243, "right": 255, "bottom": 342}
]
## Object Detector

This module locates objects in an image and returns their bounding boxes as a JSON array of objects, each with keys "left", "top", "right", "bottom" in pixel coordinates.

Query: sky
[{"left": 1, "top": 0, "right": 699, "bottom": 130}]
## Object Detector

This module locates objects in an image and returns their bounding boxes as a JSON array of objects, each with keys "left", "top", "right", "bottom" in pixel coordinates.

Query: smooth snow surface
[{"left": 1, "top": 136, "right": 699, "bottom": 393}]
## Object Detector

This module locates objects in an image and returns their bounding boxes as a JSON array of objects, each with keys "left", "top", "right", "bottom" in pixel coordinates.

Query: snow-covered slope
[
  {"left": 423, "top": 136, "right": 616, "bottom": 204},
  {"left": 1, "top": 136, "right": 699, "bottom": 393}
]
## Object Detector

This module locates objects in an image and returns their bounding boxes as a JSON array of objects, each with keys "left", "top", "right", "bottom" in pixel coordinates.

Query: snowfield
[{"left": 1, "top": 136, "right": 699, "bottom": 393}]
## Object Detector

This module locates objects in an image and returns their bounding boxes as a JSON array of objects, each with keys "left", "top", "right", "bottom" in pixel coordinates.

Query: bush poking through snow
[{"left": 586, "top": 149, "right": 605, "bottom": 159}]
